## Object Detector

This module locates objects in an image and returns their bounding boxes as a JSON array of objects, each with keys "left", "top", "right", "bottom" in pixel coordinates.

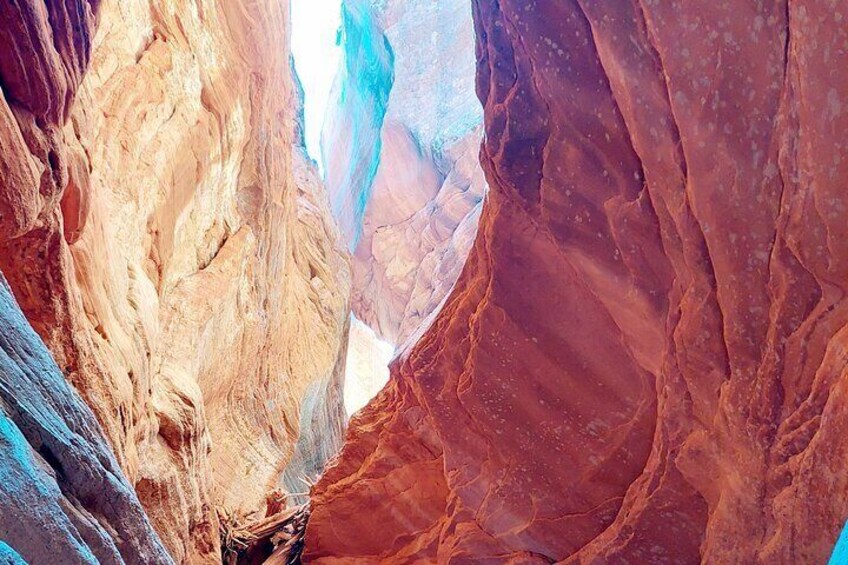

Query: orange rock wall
[{"left": 307, "top": 1, "right": 848, "bottom": 562}]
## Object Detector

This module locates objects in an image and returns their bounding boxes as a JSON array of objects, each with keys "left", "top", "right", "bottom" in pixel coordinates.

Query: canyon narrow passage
[
  {"left": 291, "top": 0, "right": 486, "bottom": 419},
  {"left": 0, "top": 1, "right": 847, "bottom": 564},
  {"left": 291, "top": 0, "right": 395, "bottom": 418}
]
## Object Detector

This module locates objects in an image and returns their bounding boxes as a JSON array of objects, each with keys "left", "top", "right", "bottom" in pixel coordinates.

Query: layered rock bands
[
  {"left": 0, "top": 1, "right": 350, "bottom": 562},
  {"left": 308, "top": 1, "right": 848, "bottom": 563}
]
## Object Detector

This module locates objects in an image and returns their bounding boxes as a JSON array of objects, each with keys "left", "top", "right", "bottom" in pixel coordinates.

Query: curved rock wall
[
  {"left": 321, "top": 0, "right": 394, "bottom": 247},
  {"left": 307, "top": 1, "right": 848, "bottom": 562},
  {"left": 0, "top": 0, "right": 350, "bottom": 562},
  {"left": 0, "top": 274, "right": 170, "bottom": 564},
  {"left": 324, "top": 0, "right": 486, "bottom": 347}
]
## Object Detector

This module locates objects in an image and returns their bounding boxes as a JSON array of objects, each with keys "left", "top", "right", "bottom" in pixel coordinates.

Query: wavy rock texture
[
  {"left": 0, "top": 0, "right": 350, "bottom": 562},
  {"left": 324, "top": 0, "right": 486, "bottom": 346},
  {"left": 0, "top": 275, "right": 170, "bottom": 564},
  {"left": 307, "top": 1, "right": 848, "bottom": 562}
]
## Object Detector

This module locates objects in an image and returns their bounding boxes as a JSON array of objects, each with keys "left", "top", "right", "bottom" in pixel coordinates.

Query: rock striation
[
  {"left": 307, "top": 1, "right": 848, "bottom": 563},
  {"left": 0, "top": 274, "right": 170, "bottom": 564},
  {"left": 323, "top": 0, "right": 486, "bottom": 346},
  {"left": 0, "top": 0, "right": 350, "bottom": 562}
]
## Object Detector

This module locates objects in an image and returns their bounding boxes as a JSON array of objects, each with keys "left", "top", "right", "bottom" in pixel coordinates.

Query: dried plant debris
[{"left": 220, "top": 498, "right": 310, "bottom": 565}]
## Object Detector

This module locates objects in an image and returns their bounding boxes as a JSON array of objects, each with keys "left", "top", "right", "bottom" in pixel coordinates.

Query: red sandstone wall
[{"left": 307, "top": 1, "right": 848, "bottom": 562}]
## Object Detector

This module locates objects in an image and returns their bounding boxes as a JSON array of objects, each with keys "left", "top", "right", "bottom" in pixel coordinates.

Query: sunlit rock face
[
  {"left": 0, "top": 275, "right": 170, "bottom": 564},
  {"left": 343, "top": 316, "right": 393, "bottom": 415},
  {"left": 321, "top": 0, "right": 394, "bottom": 246},
  {"left": 308, "top": 1, "right": 848, "bottom": 562},
  {"left": 324, "top": 0, "right": 486, "bottom": 346},
  {"left": 0, "top": 0, "right": 350, "bottom": 562}
]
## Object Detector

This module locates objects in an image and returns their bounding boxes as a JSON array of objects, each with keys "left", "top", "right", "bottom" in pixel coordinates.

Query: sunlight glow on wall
[
  {"left": 344, "top": 315, "right": 394, "bottom": 416},
  {"left": 292, "top": 1, "right": 395, "bottom": 416},
  {"left": 291, "top": 0, "right": 343, "bottom": 167}
]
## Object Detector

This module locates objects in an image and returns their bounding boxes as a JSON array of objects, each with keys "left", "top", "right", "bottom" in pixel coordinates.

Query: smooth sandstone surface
[
  {"left": 0, "top": 0, "right": 350, "bottom": 562},
  {"left": 321, "top": 0, "right": 393, "bottom": 247},
  {"left": 343, "top": 315, "right": 393, "bottom": 416},
  {"left": 307, "top": 1, "right": 848, "bottom": 563}
]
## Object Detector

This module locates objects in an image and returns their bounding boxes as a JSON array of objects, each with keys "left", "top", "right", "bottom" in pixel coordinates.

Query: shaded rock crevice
[{"left": 0, "top": 273, "right": 171, "bottom": 564}]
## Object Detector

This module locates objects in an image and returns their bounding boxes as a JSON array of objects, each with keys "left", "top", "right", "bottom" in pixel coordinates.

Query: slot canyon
[{"left": 0, "top": 0, "right": 847, "bottom": 564}]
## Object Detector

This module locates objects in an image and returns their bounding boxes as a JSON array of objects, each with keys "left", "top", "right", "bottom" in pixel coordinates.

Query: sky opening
[{"left": 291, "top": 0, "right": 343, "bottom": 168}]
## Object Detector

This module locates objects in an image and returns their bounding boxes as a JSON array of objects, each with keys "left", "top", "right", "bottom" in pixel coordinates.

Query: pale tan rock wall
[
  {"left": 0, "top": 0, "right": 350, "bottom": 562},
  {"left": 323, "top": 0, "right": 485, "bottom": 348},
  {"left": 352, "top": 124, "right": 485, "bottom": 347}
]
